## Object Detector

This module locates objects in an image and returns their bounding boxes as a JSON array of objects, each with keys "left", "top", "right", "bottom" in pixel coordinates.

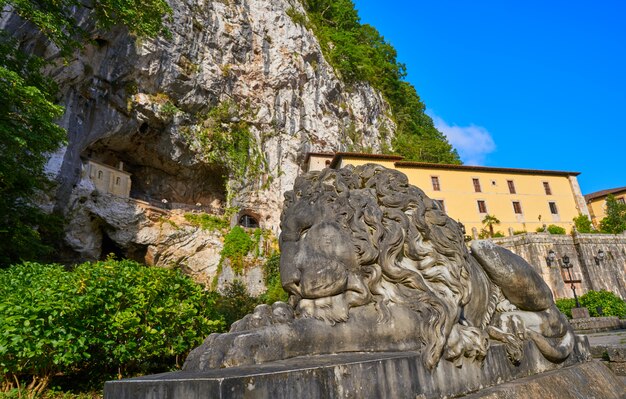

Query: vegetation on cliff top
[{"left": 296, "top": 0, "right": 460, "bottom": 164}]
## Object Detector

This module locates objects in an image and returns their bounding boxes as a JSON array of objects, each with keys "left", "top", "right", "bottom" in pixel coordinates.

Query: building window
[
  {"left": 543, "top": 182, "right": 552, "bottom": 195},
  {"left": 472, "top": 178, "right": 481, "bottom": 193},
  {"left": 549, "top": 201, "right": 558, "bottom": 215},
  {"left": 434, "top": 199, "right": 445, "bottom": 212},
  {"left": 431, "top": 176, "right": 441, "bottom": 191},
  {"left": 115, "top": 176, "right": 121, "bottom": 185},
  {"left": 477, "top": 200, "right": 487, "bottom": 214},
  {"left": 97, "top": 170, "right": 103, "bottom": 179},
  {"left": 618, "top": 197, "right": 626, "bottom": 205},
  {"left": 507, "top": 180, "right": 516, "bottom": 194},
  {"left": 512, "top": 201, "right": 522, "bottom": 214}
]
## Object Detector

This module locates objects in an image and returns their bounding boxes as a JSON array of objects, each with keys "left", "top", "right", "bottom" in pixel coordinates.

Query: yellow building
[
  {"left": 87, "top": 160, "right": 132, "bottom": 198},
  {"left": 306, "top": 152, "right": 590, "bottom": 236},
  {"left": 585, "top": 186, "right": 626, "bottom": 227}
]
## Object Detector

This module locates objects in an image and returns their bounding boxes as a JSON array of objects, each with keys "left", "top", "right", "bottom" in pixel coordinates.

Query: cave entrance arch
[{"left": 238, "top": 213, "right": 259, "bottom": 229}]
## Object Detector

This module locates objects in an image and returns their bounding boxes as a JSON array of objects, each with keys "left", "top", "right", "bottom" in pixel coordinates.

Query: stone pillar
[{"left": 568, "top": 175, "right": 591, "bottom": 218}]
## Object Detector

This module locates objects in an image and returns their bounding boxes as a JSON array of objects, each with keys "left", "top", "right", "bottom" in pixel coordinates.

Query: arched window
[
  {"left": 238, "top": 214, "right": 259, "bottom": 228},
  {"left": 97, "top": 170, "right": 103, "bottom": 179},
  {"left": 115, "top": 176, "right": 121, "bottom": 185}
]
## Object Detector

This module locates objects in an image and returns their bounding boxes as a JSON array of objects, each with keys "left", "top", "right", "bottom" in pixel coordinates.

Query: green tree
[
  {"left": 599, "top": 195, "right": 626, "bottom": 234},
  {"left": 573, "top": 214, "right": 593, "bottom": 233},
  {"left": 0, "top": 0, "right": 171, "bottom": 266},
  {"left": 0, "top": 36, "right": 67, "bottom": 266},
  {"left": 214, "top": 280, "right": 260, "bottom": 329},
  {"left": 481, "top": 214, "right": 501, "bottom": 238}
]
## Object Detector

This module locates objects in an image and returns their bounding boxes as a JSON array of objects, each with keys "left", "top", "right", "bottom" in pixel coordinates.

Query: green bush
[
  {"left": 581, "top": 290, "right": 626, "bottom": 318},
  {"left": 555, "top": 298, "right": 576, "bottom": 318},
  {"left": 221, "top": 226, "right": 254, "bottom": 274},
  {"left": 0, "top": 259, "right": 224, "bottom": 393},
  {"left": 184, "top": 213, "right": 229, "bottom": 231},
  {"left": 213, "top": 281, "right": 259, "bottom": 329},
  {"left": 546, "top": 225, "right": 566, "bottom": 235},
  {"left": 556, "top": 290, "right": 626, "bottom": 318},
  {"left": 536, "top": 224, "right": 565, "bottom": 234},
  {"left": 259, "top": 254, "right": 288, "bottom": 304}
]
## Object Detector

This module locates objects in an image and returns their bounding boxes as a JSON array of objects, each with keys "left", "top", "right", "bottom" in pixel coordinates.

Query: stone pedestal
[
  {"left": 572, "top": 307, "right": 590, "bottom": 319},
  {"left": 104, "top": 336, "right": 625, "bottom": 399}
]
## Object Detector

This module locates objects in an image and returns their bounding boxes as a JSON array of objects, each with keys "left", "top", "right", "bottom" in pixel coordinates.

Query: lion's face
[{"left": 279, "top": 163, "right": 472, "bottom": 325}]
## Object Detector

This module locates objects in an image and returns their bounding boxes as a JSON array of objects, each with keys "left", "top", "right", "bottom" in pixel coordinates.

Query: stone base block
[
  {"left": 461, "top": 360, "right": 625, "bottom": 398},
  {"left": 571, "top": 307, "right": 590, "bottom": 319},
  {"left": 570, "top": 316, "right": 623, "bottom": 333},
  {"left": 103, "top": 336, "right": 614, "bottom": 399}
]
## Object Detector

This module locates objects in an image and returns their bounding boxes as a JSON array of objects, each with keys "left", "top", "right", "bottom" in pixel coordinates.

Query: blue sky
[{"left": 353, "top": 0, "right": 626, "bottom": 195}]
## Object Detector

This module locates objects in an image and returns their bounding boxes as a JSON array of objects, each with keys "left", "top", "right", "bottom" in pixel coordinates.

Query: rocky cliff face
[{"left": 4, "top": 0, "right": 395, "bottom": 280}]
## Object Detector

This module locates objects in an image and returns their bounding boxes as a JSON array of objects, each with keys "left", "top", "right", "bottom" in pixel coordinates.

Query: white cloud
[{"left": 430, "top": 113, "right": 496, "bottom": 165}]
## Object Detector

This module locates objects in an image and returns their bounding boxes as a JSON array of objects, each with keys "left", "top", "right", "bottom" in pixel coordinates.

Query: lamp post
[
  {"left": 545, "top": 250, "right": 556, "bottom": 266},
  {"left": 560, "top": 255, "right": 581, "bottom": 308},
  {"left": 594, "top": 249, "right": 605, "bottom": 265}
]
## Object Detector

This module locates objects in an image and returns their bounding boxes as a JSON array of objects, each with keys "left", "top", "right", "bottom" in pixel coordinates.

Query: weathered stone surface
[
  {"left": 106, "top": 164, "right": 622, "bottom": 398},
  {"left": 185, "top": 165, "right": 578, "bottom": 371},
  {"left": 105, "top": 338, "right": 600, "bottom": 399},
  {"left": 2, "top": 0, "right": 395, "bottom": 260},
  {"left": 571, "top": 307, "right": 590, "bottom": 319},
  {"left": 460, "top": 360, "right": 625, "bottom": 398},
  {"left": 493, "top": 232, "right": 626, "bottom": 299},
  {"left": 570, "top": 316, "right": 624, "bottom": 334}
]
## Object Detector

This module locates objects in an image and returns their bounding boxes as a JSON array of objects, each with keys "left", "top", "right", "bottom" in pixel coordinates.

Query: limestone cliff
[{"left": 3, "top": 0, "right": 394, "bottom": 280}]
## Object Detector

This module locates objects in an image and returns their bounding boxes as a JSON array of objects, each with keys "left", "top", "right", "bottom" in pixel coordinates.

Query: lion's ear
[{"left": 471, "top": 240, "right": 554, "bottom": 311}]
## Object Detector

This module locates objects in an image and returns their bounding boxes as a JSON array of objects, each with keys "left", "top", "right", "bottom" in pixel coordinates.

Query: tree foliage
[
  {"left": 481, "top": 214, "right": 500, "bottom": 237},
  {"left": 213, "top": 280, "right": 260, "bottom": 329},
  {"left": 0, "top": 36, "right": 66, "bottom": 266},
  {"left": 299, "top": 0, "right": 460, "bottom": 163},
  {"left": 1, "top": 0, "right": 171, "bottom": 55},
  {"left": 599, "top": 195, "right": 626, "bottom": 234},
  {"left": 0, "top": 259, "right": 223, "bottom": 393},
  {"left": 0, "top": 0, "right": 171, "bottom": 266},
  {"left": 573, "top": 214, "right": 594, "bottom": 233}
]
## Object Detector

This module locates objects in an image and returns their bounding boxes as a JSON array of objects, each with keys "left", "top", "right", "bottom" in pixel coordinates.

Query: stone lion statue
[{"left": 184, "top": 164, "right": 574, "bottom": 371}]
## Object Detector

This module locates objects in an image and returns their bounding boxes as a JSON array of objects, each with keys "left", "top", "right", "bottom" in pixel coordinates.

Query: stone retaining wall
[
  {"left": 493, "top": 232, "right": 626, "bottom": 299},
  {"left": 569, "top": 316, "right": 626, "bottom": 333}
]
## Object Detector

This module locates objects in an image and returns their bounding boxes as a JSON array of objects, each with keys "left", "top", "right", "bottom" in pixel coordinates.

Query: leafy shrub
[
  {"left": 546, "top": 225, "right": 566, "bottom": 235},
  {"left": 0, "top": 263, "right": 89, "bottom": 393},
  {"left": 213, "top": 280, "right": 259, "bottom": 329},
  {"left": 513, "top": 230, "right": 527, "bottom": 235},
  {"left": 535, "top": 224, "right": 565, "bottom": 234},
  {"left": 556, "top": 290, "right": 626, "bottom": 318},
  {"left": 221, "top": 226, "right": 254, "bottom": 273},
  {"left": 259, "top": 254, "right": 288, "bottom": 304},
  {"left": 0, "top": 260, "right": 224, "bottom": 393},
  {"left": 555, "top": 298, "right": 576, "bottom": 318},
  {"left": 184, "top": 213, "right": 229, "bottom": 231},
  {"left": 581, "top": 290, "right": 626, "bottom": 318}
]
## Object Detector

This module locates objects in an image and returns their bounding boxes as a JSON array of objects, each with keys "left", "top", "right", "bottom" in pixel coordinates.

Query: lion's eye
[{"left": 300, "top": 228, "right": 309, "bottom": 240}]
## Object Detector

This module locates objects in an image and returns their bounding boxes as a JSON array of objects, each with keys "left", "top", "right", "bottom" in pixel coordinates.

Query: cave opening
[
  {"left": 81, "top": 127, "right": 228, "bottom": 211},
  {"left": 100, "top": 232, "right": 124, "bottom": 260}
]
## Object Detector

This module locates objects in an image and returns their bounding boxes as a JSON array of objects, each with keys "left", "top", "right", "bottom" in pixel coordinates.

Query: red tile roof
[{"left": 584, "top": 186, "right": 626, "bottom": 202}]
